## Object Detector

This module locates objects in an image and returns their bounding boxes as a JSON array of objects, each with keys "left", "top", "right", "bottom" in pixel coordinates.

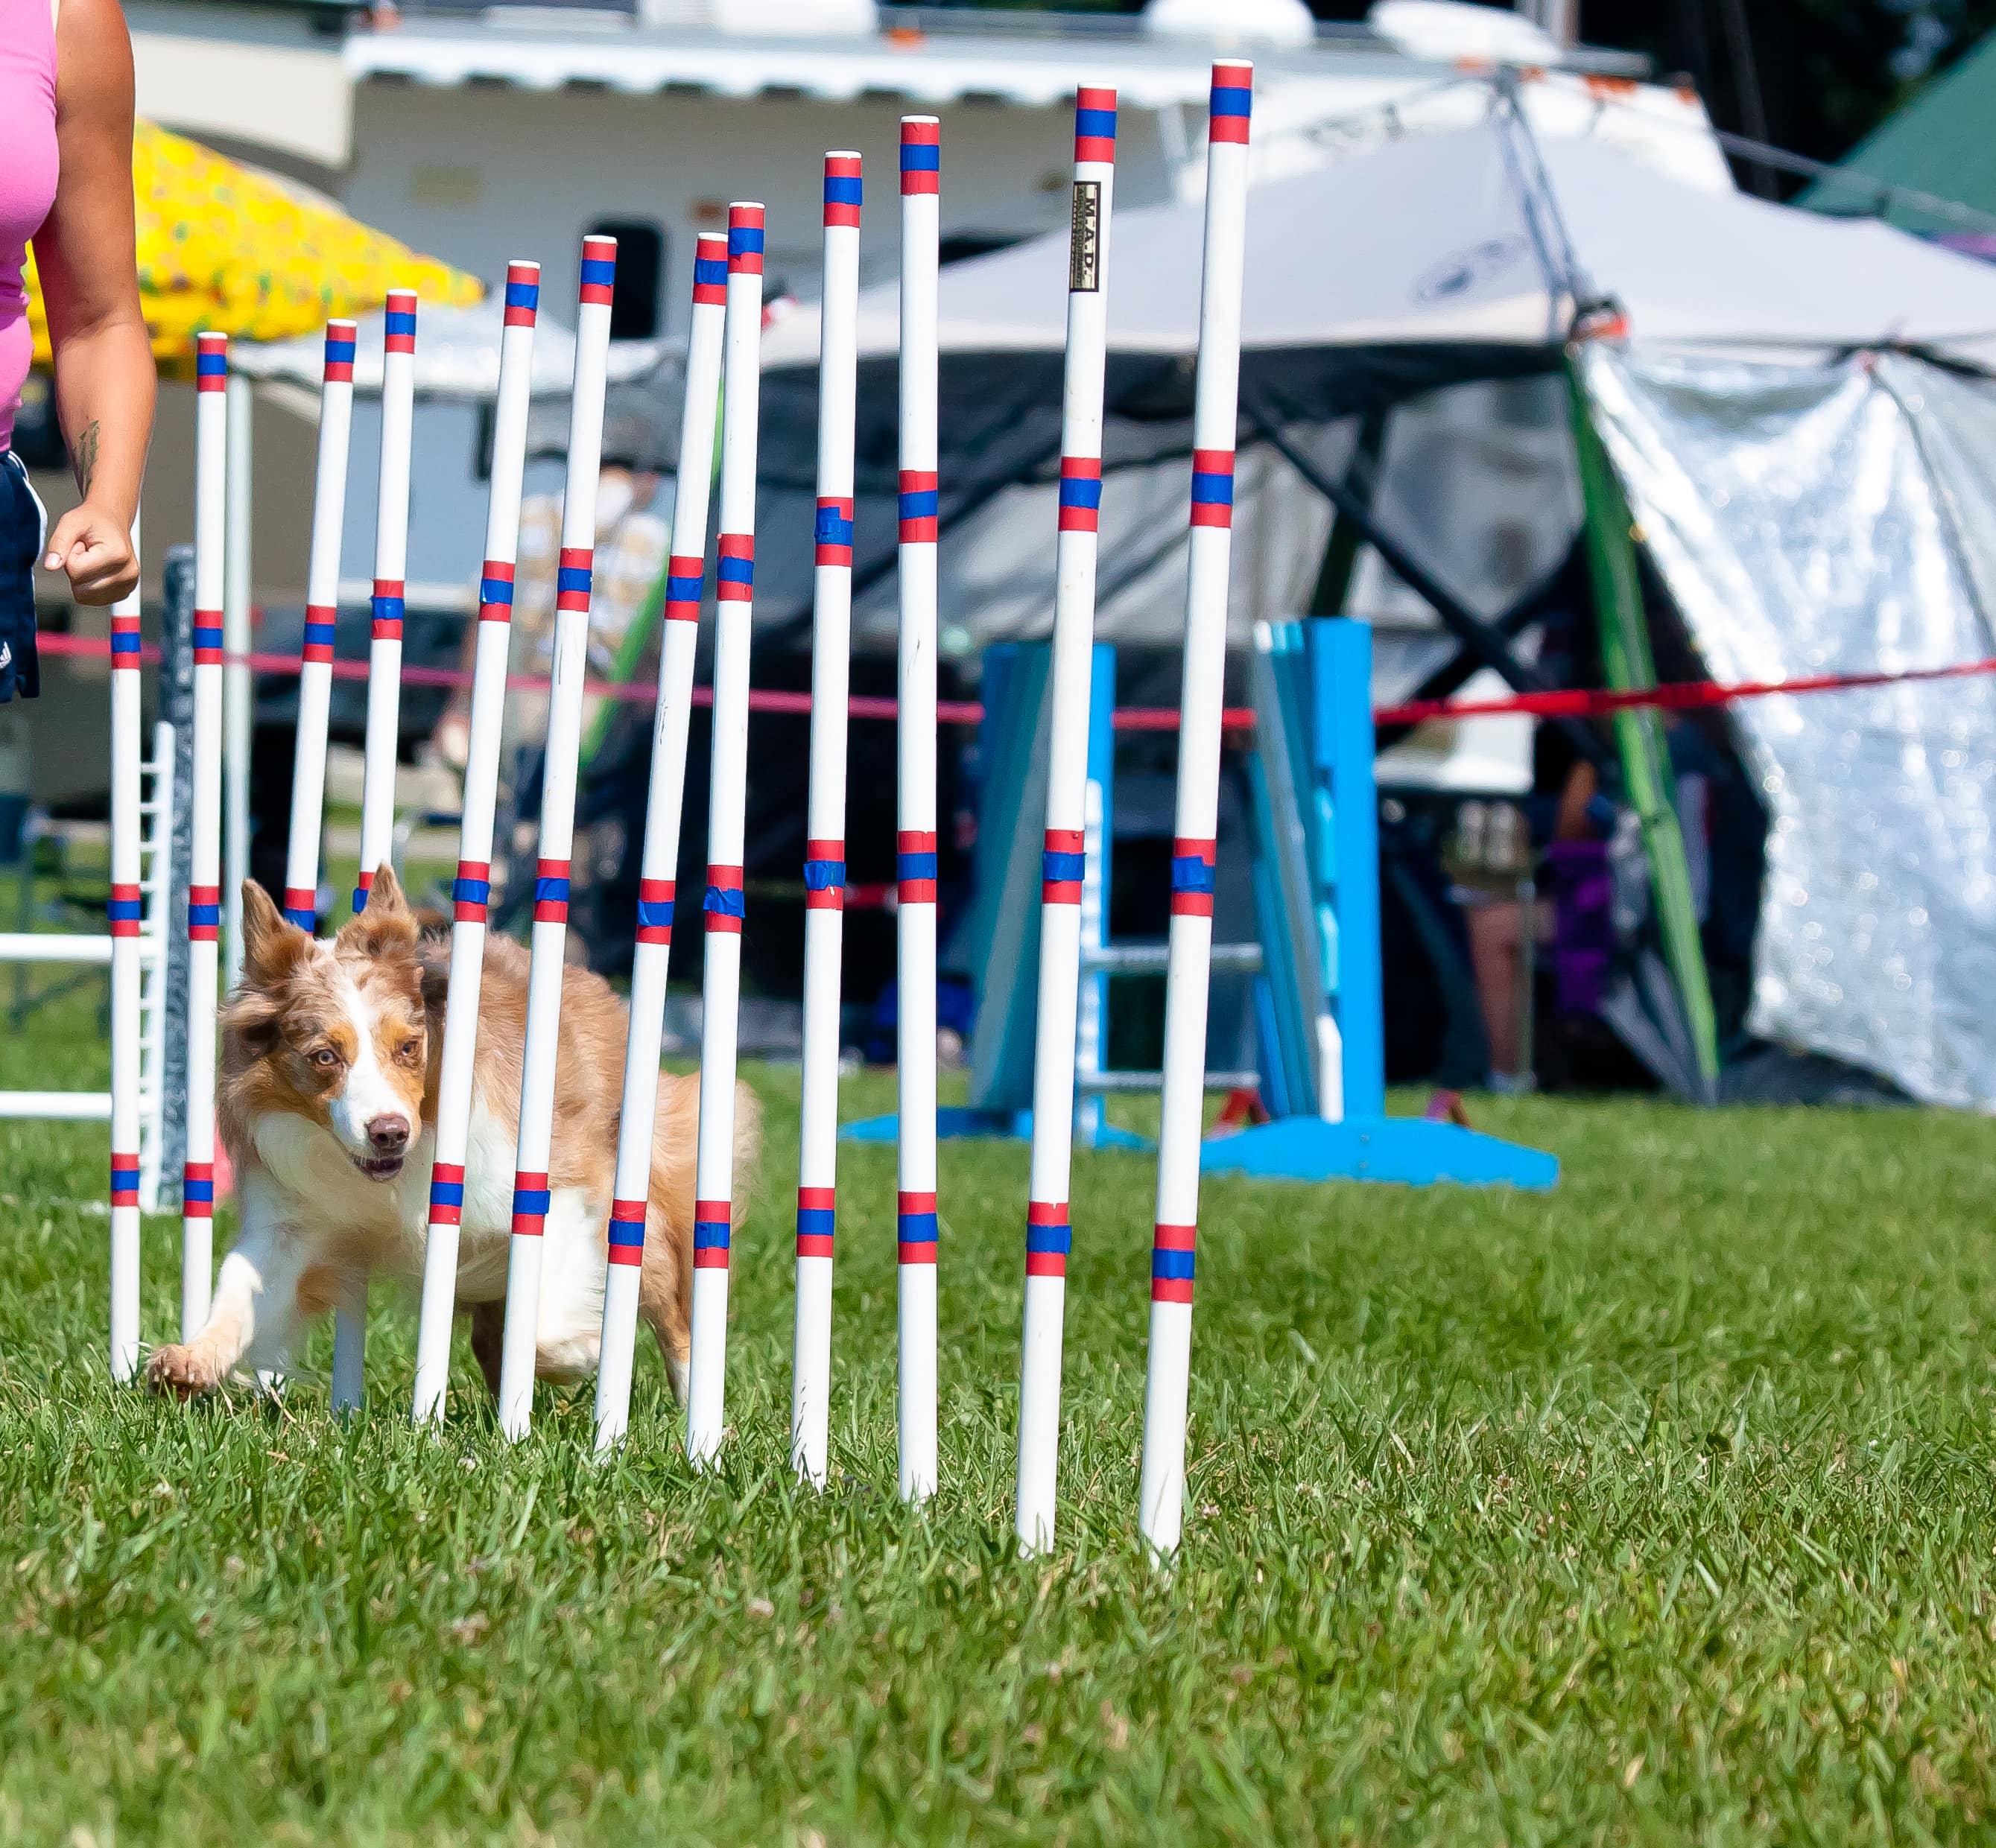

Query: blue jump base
[
  {"left": 1199, "top": 1114, "right": 1558, "bottom": 1188},
  {"left": 843, "top": 1108, "right": 1556, "bottom": 1187}
]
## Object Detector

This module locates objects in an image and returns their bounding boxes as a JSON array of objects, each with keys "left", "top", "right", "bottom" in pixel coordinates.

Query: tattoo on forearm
[{"left": 70, "top": 419, "right": 100, "bottom": 497}]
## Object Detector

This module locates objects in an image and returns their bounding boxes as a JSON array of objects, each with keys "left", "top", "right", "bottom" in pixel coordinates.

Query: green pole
[{"left": 1565, "top": 352, "right": 1720, "bottom": 1098}]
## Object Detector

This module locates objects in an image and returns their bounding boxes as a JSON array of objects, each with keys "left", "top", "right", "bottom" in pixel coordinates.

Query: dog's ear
[
  {"left": 338, "top": 863, "right": 419, "bottom": 960},
  {"left": 239, "top": 879, "right": 308, "bottom": 989},
  {"left": 417, "top": 933, "right": 452, "bottom": 1020},
  {"left": 362, "top": 862, "right": 411, "bottom": 918}
]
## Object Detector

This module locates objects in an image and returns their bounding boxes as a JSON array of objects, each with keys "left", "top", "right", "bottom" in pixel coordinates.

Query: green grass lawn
[{"left": 4, "top": 989, "right": 1996, "bottom": 1844}]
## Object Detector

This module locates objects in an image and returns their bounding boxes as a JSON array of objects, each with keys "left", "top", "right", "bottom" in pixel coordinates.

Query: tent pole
[
  {"left": 1374, "top": 579, "right": 1558, "bottom": 750},
  {"left": 1242, "top": 391, "right": 1610, "bottom": 771},
  {"left": 1565, "top": 353, "right": 1720, "bottom": 1098},
  {"left": 1306, "top": 406, "right": 1388, "bottom": 616}
]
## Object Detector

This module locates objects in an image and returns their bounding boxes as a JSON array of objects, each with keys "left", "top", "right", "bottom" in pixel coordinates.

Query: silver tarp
[{"left": 1585, "top": 346, "right": 1996, "bottom": 1110}]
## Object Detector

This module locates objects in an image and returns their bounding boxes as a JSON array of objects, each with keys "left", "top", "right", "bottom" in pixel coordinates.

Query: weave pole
[
  {"left": 896, "top": 114, "right": 941, "bottom": 1505},
  {"left": 222, "top": 375, "right": 253, "bottom": 989},
  {"left": 355, "top": 289, "right": 418, "bottom": 914},
  {"left": 495, "top": 236, "right": 616, "bottom": 1441},
  {"left": 1014, "top": 85, "right": 1118, "bottom": 1554},
  {"left": 107, "top": 512, "right": 143, "bottom": 1380},
  {"left": 332, "top": 288, "right": 418, "bottom": 1411},
  {"left": 791, "top": 153, "right": 862, "bottom": 1487},
  {"left": 591, "top": 232, "right": 727, "bottom": 1453},
  {"left": 281, "top": 320, "right": 359, "bottom": 936},
  {"left": 685, "top": 201, "right": 766, "bottom": 1469},
  {"left": 410, "top": 262, "right": 539, "bottom": 1426},
  {"left": 1138, "top": 60, "right": 1253, "bottom": 1558},
  {"left": 181, "top": 332, "right": 228, "bottom": 1338}
]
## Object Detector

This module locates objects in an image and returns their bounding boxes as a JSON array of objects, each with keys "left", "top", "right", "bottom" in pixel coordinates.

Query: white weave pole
[
  {"left": 280, "top": 320, "right": 358, "bottom": 936},
  {"left": 354, "top": 288, "right": 418, "bottom": 915},
  {"left": 222, "top": 373, "right": 253, "bottom": 989},
  {"left": 410, "top": 261, "right": 540, "bottom": 1427},
  {"left": 791, "top": 153, "right": 862, "bottom": 1488},
  {"left": 685, "top": 202, "right": 766, "bottom": 1470},
  {"left": 591, "top": 232, "right": 728, "bottom": 1454},
  {"left": 896, "top": 114, "right": 941, "bottom": 1505},
  {"left": 1014, "top": 84, "right": 1118, "bottom": 1555},
  {"left": 107, "top": 509, "right": 144, "bottom": 1381},
  {"left": 495, "top": 236, "right": 616, "bottom": 1441},
  {"left": 332, "top": 287, "right": 418, "bottom": 1414},
  {"left": 1138, "top": 60, "right": 1254, "bottom": 1558},
  {"left": 182, "top": 332, "right": 229, "bottom": 1339}
]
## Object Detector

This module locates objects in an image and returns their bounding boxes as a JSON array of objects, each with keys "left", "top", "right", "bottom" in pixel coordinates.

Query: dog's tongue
[{"left": 214, "top": 1143, "right": 235, "bottom": 1202}]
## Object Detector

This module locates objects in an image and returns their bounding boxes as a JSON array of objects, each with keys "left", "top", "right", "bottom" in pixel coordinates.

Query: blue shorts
[{"left": 0, "top": 451, "right": 45, "bottom": 702}]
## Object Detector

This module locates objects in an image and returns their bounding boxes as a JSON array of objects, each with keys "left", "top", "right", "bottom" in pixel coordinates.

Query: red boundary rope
[{"left": 36, "top": 631, "right": 1996, "bottom": 732}]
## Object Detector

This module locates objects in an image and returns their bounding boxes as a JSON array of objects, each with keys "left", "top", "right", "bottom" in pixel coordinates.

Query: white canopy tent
[
  {"left": 747, "top": 101, "right": 1996, "bottom": 1111},
  {"left": 760, "top": 115, "right": 1996, "bottom": 368},
  {"left": 750, "top": 108, "right": 1996, "bottom": 672}
]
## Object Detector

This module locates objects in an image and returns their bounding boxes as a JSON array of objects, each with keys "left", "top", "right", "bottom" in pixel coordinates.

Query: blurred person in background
[
  {"left": 4, "top": 0, "right": 155, "bottom": 701},
  {"left": 429, "top": 453, "right": 669, "bottom": 776}
]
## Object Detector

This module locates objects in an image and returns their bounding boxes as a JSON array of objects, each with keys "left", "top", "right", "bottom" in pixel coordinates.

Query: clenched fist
[{"left": 43, "top": 499, "right": 139, "bottom": 605}]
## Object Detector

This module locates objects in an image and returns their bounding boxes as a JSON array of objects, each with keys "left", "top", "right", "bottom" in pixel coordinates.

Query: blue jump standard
[{"left": 848, "top": 619, "right": 1557, "bottom": 1192}]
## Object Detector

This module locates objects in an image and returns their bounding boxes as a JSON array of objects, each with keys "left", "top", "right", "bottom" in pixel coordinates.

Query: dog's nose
[{"left": 367, "top": 1114, "right": 411, "bottom": 1155}]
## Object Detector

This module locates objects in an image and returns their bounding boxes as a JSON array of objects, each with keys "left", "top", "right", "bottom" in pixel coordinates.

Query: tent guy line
[{"left": 38, "top": 631, "right": 1996, "bottom": 732}]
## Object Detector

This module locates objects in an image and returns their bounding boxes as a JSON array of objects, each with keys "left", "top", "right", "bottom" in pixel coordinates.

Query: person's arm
[{"left": 33, "top": 0, "right": 153, "bottom": 606}]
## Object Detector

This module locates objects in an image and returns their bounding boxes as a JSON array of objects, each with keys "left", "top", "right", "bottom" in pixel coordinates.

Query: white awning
[
  {"left": 344, "top": 16, "right": 1447, "bottom": 110},
  {"left": 232, "top": 297, "right": 671, "bottom": 398}
]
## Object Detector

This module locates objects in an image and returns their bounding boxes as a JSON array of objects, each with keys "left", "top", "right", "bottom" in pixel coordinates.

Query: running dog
[{"left": 147, "top": 866, "right": 756, "bottom": 1403}]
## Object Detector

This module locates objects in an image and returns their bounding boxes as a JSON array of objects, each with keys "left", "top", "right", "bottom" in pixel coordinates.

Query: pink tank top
[{"left": 0, "top": 0, "right": 60, "bottom": 451}]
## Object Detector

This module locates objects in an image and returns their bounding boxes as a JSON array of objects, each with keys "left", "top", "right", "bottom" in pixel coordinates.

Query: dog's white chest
[{"left": 446, "top": 1095, "right": 525, "bottom": 1300}]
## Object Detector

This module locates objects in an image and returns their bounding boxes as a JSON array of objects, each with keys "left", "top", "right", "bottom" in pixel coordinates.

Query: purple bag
[{"left": 1544, "top": 839, "right": 1614, "bottom": 1017}]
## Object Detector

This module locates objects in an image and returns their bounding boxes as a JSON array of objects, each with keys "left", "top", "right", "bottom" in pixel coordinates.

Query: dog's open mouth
[{"left": 352, "top": 1153, "right": 405, "bottom": 1182}]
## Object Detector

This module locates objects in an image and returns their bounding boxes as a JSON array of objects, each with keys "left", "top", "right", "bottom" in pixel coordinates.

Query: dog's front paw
[{"left": 148, "top": 1341, "right": 228, "bottom": 1400}]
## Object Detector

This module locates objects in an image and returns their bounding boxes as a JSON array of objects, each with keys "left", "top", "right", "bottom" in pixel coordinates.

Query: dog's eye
[
  {"left": 399, "top": 1039, "right": 420, "bottom": 1061},
  {"left": 312, "top": 1048, "right": 339, "bottom": 1068}
]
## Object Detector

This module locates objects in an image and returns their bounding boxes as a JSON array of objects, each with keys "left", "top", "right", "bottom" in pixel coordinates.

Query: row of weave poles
[{"left": 118, "top": 60, "right": 1255, "bottom": 1557}]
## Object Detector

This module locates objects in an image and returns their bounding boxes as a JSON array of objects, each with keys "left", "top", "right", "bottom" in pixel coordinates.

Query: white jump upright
[
  {"left": 1014, "top": 85, "right": 1118, "bottom": 1555},
  {"left": 280, "top": 320, "right": 358, "bottom": 934},
  {"left": 896, "top": 114, "right": 942, "bottom": 1506},
  {"left": 410, "top": 261, "right": 539, "bottom": 1427},
  {"left": 496, "top": 235, "right": 617, "bottom": 1441},
  {"left": 1139, "top": 60, "right": 1254, "bottom": 1558},
  {"left": 791, "top": 153, "right": 862, "bottom": 1488},
  {"left": 591, "top": 232, "right": 728, "bottom": 1454},
  {"left": 107, "top": 512, "right": 144, "bottom": 1381},
  {"left": 181, "top": 332, "right": 229, "bottom": 1339},
  {"left": 685, "top": 202, "right": 766, "bottom": 1470}
]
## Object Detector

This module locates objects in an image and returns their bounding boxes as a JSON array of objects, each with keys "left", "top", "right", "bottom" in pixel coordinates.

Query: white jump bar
[
  {"left": 0, "top": 935, "right": 160, "bottom": 965},
  {"left": 0, "top": 1091, "right": 113, "bottom": 1120}
]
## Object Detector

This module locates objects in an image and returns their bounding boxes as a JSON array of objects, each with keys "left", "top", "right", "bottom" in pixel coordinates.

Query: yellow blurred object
[{"left": 25, "top": 119, "right": 483, "bottom": 375}]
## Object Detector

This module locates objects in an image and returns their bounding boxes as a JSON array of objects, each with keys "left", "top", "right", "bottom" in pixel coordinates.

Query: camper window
[{"left": 586, "top": 220, "right": 666, "bottom": 340}]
